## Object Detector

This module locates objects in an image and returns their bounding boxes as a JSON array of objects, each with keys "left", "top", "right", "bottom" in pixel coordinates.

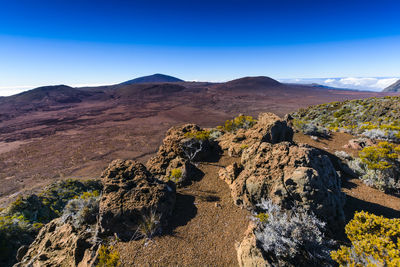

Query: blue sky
[{"left": 0, "top": 0, "right": 399, "bottom": 95}]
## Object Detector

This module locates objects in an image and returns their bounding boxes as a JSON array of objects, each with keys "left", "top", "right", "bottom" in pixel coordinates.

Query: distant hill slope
[
  {"left": 120, "top": 74, "right": 184, "bottom": 85},
  {"left": 0, "top": 84, "right": 108, "bottom": 121},
  {"left": 383, "top": 79, "right": 400, "bottom": 92},
  {"left": 114, "top": 83, "right": 186, "bottom": 98},
  {"left": 216, "top": 76, "right": 281, "bottom": 91},
  {"left": 0, "top": 85, "right": 107, "bottom": 105}
]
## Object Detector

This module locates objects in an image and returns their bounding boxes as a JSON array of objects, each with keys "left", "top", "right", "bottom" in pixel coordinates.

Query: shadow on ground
[
  {"left": 164, "top": 193, "right": 197, "bottom": 236},
  {"left": 343, "top": 194, "right": 400, "bottom": 222}
]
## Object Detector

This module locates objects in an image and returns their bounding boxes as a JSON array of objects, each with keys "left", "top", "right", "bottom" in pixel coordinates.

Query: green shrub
[
  {"left": 0, "top": 179, "right": 102, "bottom": 266},
  {"left": 291, "top": 96, "right": 400, "bottom": 142},
  {"left": 97, "top": 245, "right": 121, "bottom": 267},
  {"left": 184, "top": 130, "right": 210, "bottom": 141},
  {"left": 331, "top": 211, "right": 400, "bottom": 266},
  {"left": 219, "top": 115, "right": 257, "bottom": 132},
  {"left": 359, "top": 142, "right": 400, "bottom": 170},
  {"left": 168, "top": 168, "right": 183, "bottom": 183},
  {"left": 62, "top": 194, "right": 100, "bottom": 227}
]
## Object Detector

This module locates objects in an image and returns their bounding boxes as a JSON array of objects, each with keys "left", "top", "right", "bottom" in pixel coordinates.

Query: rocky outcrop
[
  {"left": 219, "top": 113, "right": 293, "bottom": 157},
  {"left": 219, "top": 141, "right": 345, "bottom": 231},
  {"left": 14, "top": 217, "right": 99, "bottom": 267},
  {"left": 146, "top": 124, "right": 216, "bottom": 186},
  {"left": 99, "top": 159, "right": 175, "bottom": 240},
  {"left": 15, "top": 159, "right": 177, "bottom": 266},
  {"left": 236, "top": 222, "right": 269, "bottom": 267}
]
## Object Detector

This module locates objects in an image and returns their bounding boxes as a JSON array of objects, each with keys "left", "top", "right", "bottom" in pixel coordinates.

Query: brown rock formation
[
  {"left": 146, "top": 124, "right": 216, "bottom": 186},
  {"left": 220, "top": 141, "right": 345, "bottom": 231},
  {"left": 99, "top": 159, "right": 176, "bottom": 240},
  {"left": 236, "top": 222, "right": 269, "bottom": 267},
  {"left": 14, "top": 217, "right": 99, "bottom": 267},
  {"left": 219, "top": 113, "right": 293, "bottom": 157}
]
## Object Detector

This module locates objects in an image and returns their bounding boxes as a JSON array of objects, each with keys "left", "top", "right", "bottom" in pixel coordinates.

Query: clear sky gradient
[{"left": 0, "top": 0, "right": 399, "bottom": 95}]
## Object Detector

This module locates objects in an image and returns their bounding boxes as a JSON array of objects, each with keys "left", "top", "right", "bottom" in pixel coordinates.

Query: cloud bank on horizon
[{"left": 279, "top": 77, "right": 399, "bottom": 91}]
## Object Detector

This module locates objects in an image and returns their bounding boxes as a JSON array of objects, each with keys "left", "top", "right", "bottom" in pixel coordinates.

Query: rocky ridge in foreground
[{"left": 13, "top": 113, "right": 346, "bottom": 267}]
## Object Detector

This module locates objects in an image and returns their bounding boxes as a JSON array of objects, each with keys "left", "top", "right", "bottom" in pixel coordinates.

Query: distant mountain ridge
[
  {"left": 215, "top": 76, "right": 281, "bottom": 91},
  {"left": 120, "top": 74, "right": 184, "bottom": 85},
  {"left": 383, "top": 79, "right": 400, "bottom": 92}
]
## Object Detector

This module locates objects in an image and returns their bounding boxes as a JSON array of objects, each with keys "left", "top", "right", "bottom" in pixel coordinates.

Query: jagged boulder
[
  {"left": 99, "top": 159, "right": 175, "bottom": 240},
  {"left": 219, "top": 113, "right": 293, "bottom": 157},
  {"left": 219, "top": 142, "right": 345, "bottom": 231},
  {"left": 146, "top": 124, "right": 215, "bottom": 186},
  {"left": 14, "top": 216, "right": 99, "bottom": 267}
]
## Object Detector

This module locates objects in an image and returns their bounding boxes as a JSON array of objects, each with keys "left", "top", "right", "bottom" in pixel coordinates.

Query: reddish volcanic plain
[{"left": 0, "top": 76, "right": 397, "bottom": 206}]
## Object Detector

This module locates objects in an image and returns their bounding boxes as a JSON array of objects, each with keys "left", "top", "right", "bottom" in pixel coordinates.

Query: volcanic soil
[
  {"left": 116, "top": 154, "right": 249, "bottom": 266},
  {"left": 1, "top": 78, "right": 397, "bottom": 206}
]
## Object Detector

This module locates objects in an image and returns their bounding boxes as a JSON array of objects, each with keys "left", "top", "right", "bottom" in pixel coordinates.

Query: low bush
[
  {"left": 209, "top": 129, "right": 223, "bottom": 140},
  {"left": 184, "top": 130, "right": 210, "bottom": 141},
  {"left": 61, "top": 193, "right": 100, "bottom": 228},
  {"left": 253, "top": 199, "right": 335, "bottom": 265},
  {"left": 138, "top": 210, "right": 162, "bottom": 239},
  {"left": 342, "top": 144, "right": 400, "bottom": 193},
  {"left": 331, "top": 211, "right": 400, "bottom": 266},
  {"left": 359, "top": 142, "right": 400, "bottom": 171},
  {"left": 168, "top": 168, "right": 183, "bottom": 184},
  {"left": 218, "top": 115, "right": 256, "bottom": 132},
  {"left": 293, "top": 119, "right": 329, "bottom": 137},
  {"left": 97, "top": 244, "right": 121, "bottom": 267},
  {"left": 0, "top": 215, "right": 34, "bottom": 264}
]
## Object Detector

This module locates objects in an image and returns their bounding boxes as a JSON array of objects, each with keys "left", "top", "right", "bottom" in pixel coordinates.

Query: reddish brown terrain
[{"left": 0, "top": 76, "right": 398, "bottom": 206}]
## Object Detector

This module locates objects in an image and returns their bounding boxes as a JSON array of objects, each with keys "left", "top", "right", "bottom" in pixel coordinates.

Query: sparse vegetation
[
  {"left": 138, "top": 210, "right": 162, "bottom": 239},
  {"left": 217, "top": 115, "right": 257, "bottom": 132},
  {"left": 184, "top": 130, "right": 211, "bottom": 141},
  {"left": 253, "top": 199, "right": 335, "bottom": 265},
  {"left": 331, "top": 211, "right": 400, "bottom": 266},
  {"left": 359, "top": 141, "right": 400, "bottom": 170},
  {"left": 168, "top": 168, "right": 183, "bottom": 183},
  {"left": 240, "top": 144, "right": 249, "bottom": 150},
  {"left": 292, "top": 96, "right": 400, "bottom": 142},
  {"left": 97, "top": 244, "right": 121, "bottom": 267},
  {"left": 0, "top": 179, "right": 102, "bottom": 266},
  {"left": 181, "top": 131, "right": 209, "bottom": 162},
  {"left": 61, "top": 192, "right": 100, "bottom": 228},
  {"left": 348, "top": 142, "right": 400, "bottom": 193},
  {"left": 292, "top": 119, "right": 330, "bottom": 137}
]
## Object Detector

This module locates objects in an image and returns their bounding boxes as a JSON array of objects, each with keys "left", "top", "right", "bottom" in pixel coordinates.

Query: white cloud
[
  {"left": 376, "top": 78, "right": 399, "bottom": 88},
  {"left": 328, "top": 77, "right": 399, "bottom": 90},
  {"left": 324, "top": 78, "right": 335, "bottom": 83},
  {"left": 280, "top": 77, "right": 399, "bottom": 91}
]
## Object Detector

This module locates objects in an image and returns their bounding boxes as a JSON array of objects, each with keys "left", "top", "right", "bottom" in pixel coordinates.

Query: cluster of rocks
[
  {"left": 15, "top": 160, "right": 177, "bottom": 267},
  {"left": 14, "top": 113, "right": 347, "bottom": 267},
  {"left": 14, "top": 123, "right": 216, "bottom": 266},
  {"left": 218, "top": 113, "right": 345, "bottom": 267}
]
